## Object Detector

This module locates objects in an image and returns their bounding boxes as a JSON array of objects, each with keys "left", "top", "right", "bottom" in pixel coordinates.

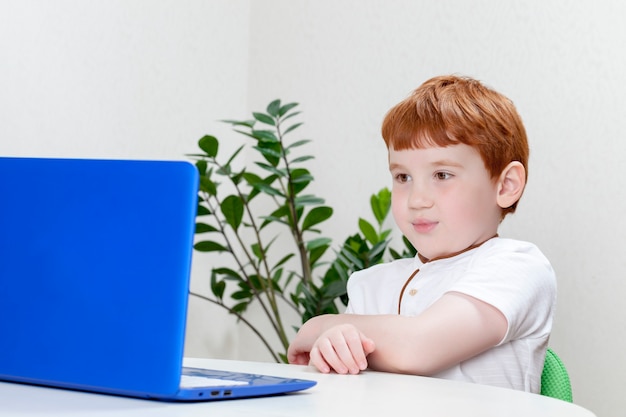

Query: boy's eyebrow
[
  {"left": 388, "top": 162, "right": 402, "bottom": 171},
  {"left": 388, "top": 159, "right": 464, "bottom": 171},
  {"left": 431, "top": 159, "right": 464, "bottom": 168}
]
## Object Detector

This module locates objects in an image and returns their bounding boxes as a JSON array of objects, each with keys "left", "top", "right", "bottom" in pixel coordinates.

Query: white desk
[{"left": 0, "top": 358, "right": 596, "bottom": 417}]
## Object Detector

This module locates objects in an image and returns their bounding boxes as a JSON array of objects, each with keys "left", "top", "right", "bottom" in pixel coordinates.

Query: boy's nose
[{"left": 408, "top": 183, "right": 433, "bottom": 209}]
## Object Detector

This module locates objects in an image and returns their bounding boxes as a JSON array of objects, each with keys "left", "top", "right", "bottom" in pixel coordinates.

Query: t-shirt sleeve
[{"left": 447, "top": 241, "right": 557, "bottom": 345}]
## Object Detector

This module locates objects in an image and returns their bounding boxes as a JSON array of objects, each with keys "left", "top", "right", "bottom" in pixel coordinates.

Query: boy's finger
[{"left": 309, "top": 345, "right": 331, "bottom": 373}]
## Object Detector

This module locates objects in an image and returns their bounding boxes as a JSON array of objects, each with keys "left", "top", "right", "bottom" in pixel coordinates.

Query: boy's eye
[
  {"left": 395, "top": 173, "right": 411, "bottom": 183},
  {"left": 434, "top": 171, "right": 452, "bottom": 180}
]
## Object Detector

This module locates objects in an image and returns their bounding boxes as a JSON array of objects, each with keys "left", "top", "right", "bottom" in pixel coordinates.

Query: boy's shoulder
[{"left": 477, "top": 237, "right": 548, "bottom": 259}]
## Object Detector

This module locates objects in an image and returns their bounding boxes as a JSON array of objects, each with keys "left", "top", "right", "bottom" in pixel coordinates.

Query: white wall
[
  {"left": 0, "top": 0, "right": 249, "bottom": 160},
  {"left": 2, "top": 1, "right": 623, "bottom": 416}
]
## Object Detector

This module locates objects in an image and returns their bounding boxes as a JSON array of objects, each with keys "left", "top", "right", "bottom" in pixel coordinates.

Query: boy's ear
[{"left": 496, "top": 161, "right": 526, "bottom": 209}]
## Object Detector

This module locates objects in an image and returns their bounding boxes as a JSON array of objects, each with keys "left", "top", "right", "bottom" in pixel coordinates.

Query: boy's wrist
[{"left": 309, "top": 313, "right": 336, "bottom": 335}]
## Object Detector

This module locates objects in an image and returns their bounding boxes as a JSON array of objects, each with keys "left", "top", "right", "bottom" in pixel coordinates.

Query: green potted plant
[{"left": 187, "top": 100, "right": 414, "bottom": 362}]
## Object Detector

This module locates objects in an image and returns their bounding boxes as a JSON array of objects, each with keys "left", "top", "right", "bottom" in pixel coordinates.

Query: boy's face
[{"left": 389, "top": 143, "right": 503, "bottom": 260}]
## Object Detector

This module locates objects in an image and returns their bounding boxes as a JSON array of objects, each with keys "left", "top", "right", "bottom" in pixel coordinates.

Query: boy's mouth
[{"left": 412, "top": 219, "right": 437, "bottom": 233}]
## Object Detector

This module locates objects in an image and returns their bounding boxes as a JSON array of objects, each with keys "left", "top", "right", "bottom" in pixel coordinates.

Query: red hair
[{"left": 381, "top": 75, "right": 529, "bottom": 216}]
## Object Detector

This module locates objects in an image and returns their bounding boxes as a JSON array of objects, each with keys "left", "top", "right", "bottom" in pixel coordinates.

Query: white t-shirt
[{"left": 345, "top": 237, "right": 557, "bottom": 393}]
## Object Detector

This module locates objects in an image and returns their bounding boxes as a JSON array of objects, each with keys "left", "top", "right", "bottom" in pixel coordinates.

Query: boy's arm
[{"left": 288, "top": 291, "right": 507, "bottom": 375}]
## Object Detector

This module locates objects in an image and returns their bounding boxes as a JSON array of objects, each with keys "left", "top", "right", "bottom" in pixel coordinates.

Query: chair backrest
[{"left": 540, "top": 348, "right": 573, "bottom": 402}]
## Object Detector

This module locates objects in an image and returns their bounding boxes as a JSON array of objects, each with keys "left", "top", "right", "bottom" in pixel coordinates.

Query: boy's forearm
[
  {"left": 299, "top": 294, "right": 505, "bottom": 375},
  {"left": 323, "top": 313, "right": 450, "bottom": 375},
  {"left": 292, "top": 313, "right": 428, "bottom": 373}
]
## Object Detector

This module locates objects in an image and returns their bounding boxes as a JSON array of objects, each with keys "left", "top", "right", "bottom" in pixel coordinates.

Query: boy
[{"left": 287, "top": 75, "right": 556, "bottom": 393}]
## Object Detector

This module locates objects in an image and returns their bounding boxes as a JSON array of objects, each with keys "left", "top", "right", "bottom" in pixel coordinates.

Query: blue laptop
[{"left": 0, "top": 156, "right": 315, "bottom": 401}]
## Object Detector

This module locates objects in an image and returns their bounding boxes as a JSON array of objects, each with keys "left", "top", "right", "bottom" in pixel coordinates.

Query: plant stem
[
  {"left": 189, "top": 291, "right": 281, "bottom": 362},
  {"left": 274, "top": 116, "right": 313, "bottom": 288},
  {"left": 204, "top": 158, "right": 291, "bottom": 351}
]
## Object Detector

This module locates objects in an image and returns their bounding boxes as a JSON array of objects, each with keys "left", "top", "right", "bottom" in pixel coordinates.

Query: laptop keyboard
[{"left": 180, "top": 374, "right": 249, "bottom": 388}]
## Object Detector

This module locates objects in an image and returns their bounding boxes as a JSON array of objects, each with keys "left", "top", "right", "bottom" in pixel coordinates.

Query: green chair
[{"left": 540, "top": 348, "right": 573, "bottom": 402}]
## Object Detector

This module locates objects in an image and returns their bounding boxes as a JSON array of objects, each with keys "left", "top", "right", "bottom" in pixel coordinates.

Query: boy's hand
[{"left": 308, "top": 323, "right": 375, "bottom": 374}]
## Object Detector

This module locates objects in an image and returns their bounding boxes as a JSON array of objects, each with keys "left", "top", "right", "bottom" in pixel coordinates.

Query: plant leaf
[
  {"left": 251, "top": 129, "right": 279, "bottom": 143},
  {"left": 306, "top": 237, "right": 332, "bottom": 250},
  {"left": 224, "top": 144, "right": 245, "bottom": 167},
  {"left": 221, "top": 195, "right": 244, "bottom": 231},
  {"left": 220, "top": 119, "right": 255, "bottom": 128},
  {"left": 272, "top": 253, "right": 296, "bottom": 271},
  {"left": 198, "top": 135, "right": 219, "bottom": 157},
  {"left": 251, "top": 242, "right": 263, "bottom": 260},
  {"left": 199, "top": 176, "right": 217, "bottom": 196},
  {"left": 253, "top": 143, "right": 283, "bottom": 165},
  {"left": 196, "top": 204, "right": 211, "bottom": 216},
  {"left": 290, "top": 173, "right": 314, "bottom": 184},
  {"left": 255, "top": 162, "right": 288, "bottom": 178},
  {"left": 267, "top": 99, "right": 281, "bottom": 117},
  {"left": 302, "top": 206, "right": 333, "bottom": 231},
  {"left": 283, "top": 122, "right": 303, "bottom": 135},
  {"left": 231, "top": 302, "right": 249, "bottom": 314},
  {"left": 253, "top": 112, "right": 275, "bottom": 126},
  {"left": 210, "top": 271, "right": 226, "bottom": 299},
  {"left": 358, "top": 218, "right": 378, "bottom": 245},
  {"left": 194, "top": 241, "right": 228, "bottom": 252},
  {"left": 278, "top": 102, "right": 299, "bottom": 117},
  {"left": 290, "top": 168, "right": 313, "bottom": 193},
  {"left": 195, "top": 222, "right": 218, "bottom": 233},
  {"left": 285, "top": 139, "right": 311, "bottom": 150},
  {"left": 281, "top": 111, "right": 301, "bottom": 122},
  {"left": 295, "top": 194, "right": 325, "bottom": 206},
  {"left": 231, "top": 289, "right": 252, "bottom": 300},
  {"left": 290, "top": 155, "right": 314, "bottom": 164},
  {"left": 371, "top": 188, "right": 391, "bottom": 226},
  {"left": 308, "top": 243, "right": 330, "bottom": 267},
  {"left": 252, "top": 182, "right": 285, "bottom": 198},
  {"left": 195, "top": 159, "right": 208, "bottom": 175},
  {"left": 213, "top": 267, "right": 243, "bottom": 281}
]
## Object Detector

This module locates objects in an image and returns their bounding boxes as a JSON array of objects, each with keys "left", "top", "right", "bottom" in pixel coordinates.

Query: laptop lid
[
  {"left": 0, "top": 156, "right": 197, "bottom": 397},
  {"left": 0, "top": 156, "right": 315, "bottom": 401}
]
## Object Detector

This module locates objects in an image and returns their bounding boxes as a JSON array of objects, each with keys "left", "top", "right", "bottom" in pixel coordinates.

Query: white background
[{"left": 2, "top": 1, "right": 624, "bottom": 415}]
